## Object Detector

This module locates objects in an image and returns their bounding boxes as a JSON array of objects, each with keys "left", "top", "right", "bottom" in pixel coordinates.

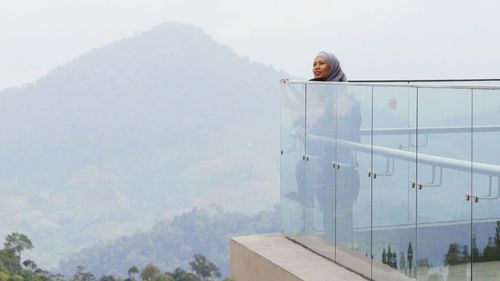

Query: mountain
[
  {"left": 0, "top": 22, "right": 283, "bottom": 268},
  {"left": 58, "top": 206, "right": 280, "bottom": 278}
]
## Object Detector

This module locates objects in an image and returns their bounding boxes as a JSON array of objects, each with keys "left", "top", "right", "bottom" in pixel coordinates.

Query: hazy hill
[
  {"left": 58, "top": 206, "right": 280, "bottom": 278},
  {"left": 0, "top": 22, "right": 283, "bottom": 267}
]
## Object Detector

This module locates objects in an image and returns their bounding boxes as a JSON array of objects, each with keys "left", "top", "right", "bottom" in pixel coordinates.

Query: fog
[
  {"left": 1, "top": 0, "right": 500, "bottom": 90},
  {"left": 0, "top": 1, "right": 499, "bottom": 279}
]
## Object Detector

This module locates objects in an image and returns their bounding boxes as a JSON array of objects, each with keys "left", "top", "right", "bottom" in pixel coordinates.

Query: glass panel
[
  {"left": 281, "top": 83, "right": 500, "bottom": 281},
  {"left": 335, "top": 84, "right": 372, "bottom": 278},
  {"left": 299, "top": 83, "right": 337, "bottom": 259},
  {"left": 372, "top": 86, "right": 417, "bottom": 280},
  {"left": 416, "top": 88, "right": 472, "bottom": 281},
  {"left": 281, "top": 83, "right": 306, "bottom": 235},
  {"left": 472, "top": 89, "right": 500, "bottom": 281}
]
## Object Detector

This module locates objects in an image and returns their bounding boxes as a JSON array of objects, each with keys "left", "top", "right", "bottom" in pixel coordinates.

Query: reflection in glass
[
  {"left": 372, "top": 86, "right": 417, "bottom": 281},
  {"left": 472, "top": 89, "right": 500, "bottom": 281},
  {"left": 280, "top": 83, "right": 500, "bottom": 281},
  {"left": 280, "top": 83, "right": 306, "bottom": 235},
  {"left": 301, "top": 83, "right": 337, "bottom": 257},
  {"left": 335, "top": 84, "right": 371, "bottom": 278},
  {"left": 281, "top": 83, "right": 338, "bottom": 258},
  {"left": 416, "top": 88, "right": 471, "bottom": 281}
]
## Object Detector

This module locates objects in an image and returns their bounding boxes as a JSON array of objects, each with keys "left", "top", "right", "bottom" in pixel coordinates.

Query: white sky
[{"left": 1, "top": 0, "right": 500, "bottom": 90}]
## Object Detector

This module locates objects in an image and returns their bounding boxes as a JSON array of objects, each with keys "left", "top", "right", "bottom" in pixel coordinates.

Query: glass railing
[{"left": 280, "top": 81, "right": 500, "bottom": 281}]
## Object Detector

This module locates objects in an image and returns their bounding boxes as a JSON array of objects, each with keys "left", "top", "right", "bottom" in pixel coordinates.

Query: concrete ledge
[
  {"left": 288, "top": 235, "right": 414, "bottom": 281},
  {"left": 230, "top": 233, "right": 366, "bottom": 281}
]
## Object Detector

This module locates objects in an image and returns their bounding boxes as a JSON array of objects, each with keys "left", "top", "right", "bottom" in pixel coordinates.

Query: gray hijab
[{"left": 316, "top": 51, "right": 347, "bottom": 82}]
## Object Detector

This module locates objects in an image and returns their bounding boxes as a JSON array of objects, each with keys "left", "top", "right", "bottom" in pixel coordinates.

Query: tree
[
  {"left": 495, "top": 220, "right": 500, "bottom": 259},
  {"left": 99, "top": 275, "right": 117, "bottom": 281},
  {"left": 0, "top": 248, "right": 21, "bottom": 273},
  {"left": 483, "top": 238, "right": 497, "bottom": 261},
  {"left": 141, "top": 263, "right": 161, "bottom": 281},
  {"left": 128, "top": 266, "right": 139, "bottom": 280},
  {"left": 189, "top": 254, "right": 221, "bottom": 281},
  {"left": 471, "top": 233, "right": 481, "bottom": 262},
  {"left": 153, "top": 273, "right": 174, "bottom": 281},
  {"left": 386, "top": 245, "right": 397, "bottom": 269},
  {"left": 0, "top": 271, "right": 10, "bottom": 281},
  {"left": 70, "top": 266, "right": 96, "bottom": 281},
  {"left": 6, "top": 274, "right": 22, "bottom": 281},
  {"left": 444, "top": 243, "right": 461, "bottom": 265},
  {"left": 391, "top": 253, "right": 397, "bottom": 269},
  {"left": 4, "top": 233, "right": 33, "bottom": 258},
  {"left": 50, "top": 273, "right": 65, "bottom": 281},
  {"left": 169, "top": 268, "right": 200, "bottom": 281},
  {"left": 23, "top": 259, "right": 38, "bottom": 272},
  {"left": 407, "top": 242, "right": 413, "bottom": 277}
]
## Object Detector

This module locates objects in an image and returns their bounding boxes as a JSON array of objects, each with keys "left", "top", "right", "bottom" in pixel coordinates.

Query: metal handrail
[
  {"left": 282, "top": 79, "right": 500, "bottom": 90},
  {"left": 360, "top": 125, "right": 500, "bottom": 136},
  {"left": 304, "top": 134, "right": 500, "bottom": 177},
  {"left": 350, "top": 79, "right": 500, "bottom": 83}
]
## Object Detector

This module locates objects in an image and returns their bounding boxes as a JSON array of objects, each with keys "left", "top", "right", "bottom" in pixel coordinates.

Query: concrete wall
[{"left": 230, "top": 233, "right": 366, "bottom": 281}]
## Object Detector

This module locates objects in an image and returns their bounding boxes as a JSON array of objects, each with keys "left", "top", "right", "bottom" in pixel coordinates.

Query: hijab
[{"left": 312, "top": 51, "right": 347, "bottom": 82}]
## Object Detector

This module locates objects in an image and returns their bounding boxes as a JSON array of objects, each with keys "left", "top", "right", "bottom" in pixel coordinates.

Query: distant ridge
[{"left": 0, "top": 22, "right": 283, "bottom": 268}]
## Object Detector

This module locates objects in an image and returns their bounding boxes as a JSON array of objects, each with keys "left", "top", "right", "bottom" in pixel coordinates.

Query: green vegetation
[
  {"left": 1, "top": 206, "right": 277, "bottom": 280},
  {"left": 378, "top": 221, "right": 500, "bottom": 280},
  {"left": 188, "top": 254, "right": 220, "bottom": 281},
  {"left": 0, "top": 232, "right": 231, "bottom": 281},
  {"left": 59, "top": 206, "right": 279, "bottom": 277},
  {"left": 0, "top": 232, "right": 51, "bottom": 281},
  {"left": 444, "top": 221, "right": 500, "bottom": 265}
]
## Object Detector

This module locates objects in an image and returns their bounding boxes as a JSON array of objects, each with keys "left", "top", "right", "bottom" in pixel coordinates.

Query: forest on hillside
[
  {"left": 1, "top": 206, "right": 279, "bottom": 280},
  {"left": 58, "top": 206, "right": 280, "bottom": 278},
  {"left": 1, "top": 234, "right": 227, "bottom": 281}
]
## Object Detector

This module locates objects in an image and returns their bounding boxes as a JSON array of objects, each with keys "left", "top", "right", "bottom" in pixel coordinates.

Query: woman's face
[{"left": 312, "top": 56, "right": 331, "bottom": 80}]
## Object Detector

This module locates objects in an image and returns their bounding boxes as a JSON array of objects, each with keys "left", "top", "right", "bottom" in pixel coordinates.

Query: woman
[
  {"left": 311, "top": 51, "right": 347, "bottom": 82},
  {"left": 291, "top": 51, "right": 359, "bottom": 244}
]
